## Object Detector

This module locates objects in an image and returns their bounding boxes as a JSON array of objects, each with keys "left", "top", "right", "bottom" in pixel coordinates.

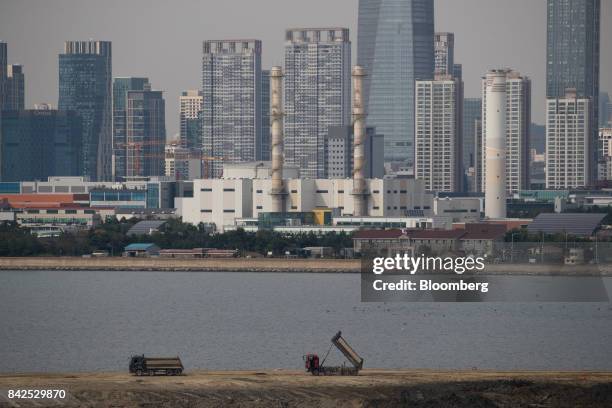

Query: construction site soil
[{"left": 1, "top": 370, "right": 611, "bottom": 407}]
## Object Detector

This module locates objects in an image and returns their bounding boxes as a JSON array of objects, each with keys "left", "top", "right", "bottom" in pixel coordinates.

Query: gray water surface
[{"left": 1, "top": 270, "right": 611, "bottom": 373}]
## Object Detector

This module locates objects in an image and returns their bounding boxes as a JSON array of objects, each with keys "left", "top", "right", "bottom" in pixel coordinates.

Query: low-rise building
[
  {"left": 16, "top": 207, "right": 101, "bottom": 237},
  {"left": 123, "top": 243, "right": 160, "bottom": 257}
]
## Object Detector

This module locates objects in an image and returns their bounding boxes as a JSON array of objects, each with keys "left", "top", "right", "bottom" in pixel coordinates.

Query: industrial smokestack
[
  {"left": 352, "top": 66, "right": 368, "bottom": 217},
  {"left": 270, "top": 66, "right": 286, "bottom": 212},
  {"left": 484, "top": 70, "right": 507, "bottom": 219}
]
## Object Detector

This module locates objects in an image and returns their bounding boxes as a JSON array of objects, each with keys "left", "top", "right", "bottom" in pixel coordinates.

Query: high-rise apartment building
[
  {"left": 125, "top": 90, "right": 166, "bottom": 178},
  {"left": 180, "top": 90, "right": 203, "bottom": 149},
  {"left": 600, "top": 92, "right": 611, "bottom": 128},
  {"left": 284, "top": 28, "right": 351, "bottom": 178},
  {"left": 202, "top": 40, "right": 262, "bottom": 178},
  {"left": 165, "top": 142, "right": 203, "bottom": 181},
  {"left": 480, "top": 70, "right": 531, "bottom": 194},
  {"left": 326, "top": 126, "right": 384, "bottom": 179},
  {"left": 463, "top": 98, "right": 482, "bottom": 191},
  {"left": 358, "top": 0, "right": 434, "bottom": 169},
  {"left": 434, "top": 32, "right": 454, "bottom": 76},
  {"left": 0, "top": 109, "right": 82, "bottom": 181},
  {"left": 59, "top": 40, "right": 112, "bottom": 181},
  {"left": 415, "top": 76, "right": 462, "bottom": 192},
  {"left": 546, "top": 0, "right": 600, "bottom": 181},
  {"left": 260, "top": 70, "right": 270, "bottom": 161},
  {"left": 546, "top": 89, "right": 590, "bottom": 189},
  {"left": 0, "top": 42, "right": 7, "bottom": 110},
  {"left": 597, "top": 127, "right": 612, "bottom": 180},
  {"left": 5, "top": 65, "right": 24, "bottom": 111},
  {"left": 112, "top": 77, "right": 150, "bottom": 180}
]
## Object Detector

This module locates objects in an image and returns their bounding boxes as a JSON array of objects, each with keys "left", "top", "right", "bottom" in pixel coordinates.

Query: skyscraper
[
  {"left": 112, "top": 77, "right": 150, "bottom": 180},
  {"left": 434, "top": 32, "right": 454, "bottom": 76},
  {"left": 600, "top": 92, "right": 611, "bottom": 127},
  {"left": 0, "top": 109, "right": 82, "bottom": 181},
  {"left": 415, "top": 76, "right": 462, "bottom": 192},
  {"left": 546, "top": 0, "right": 600, "bottom": 181},
  {"left": 202, "top": 40, "right": 262, "bottom": 178},
  {"left": 260, "top": 70, "right": 271, "bottom": 161},
  {"left": 546, "top": 89, "right": 591, "bottom": 189},
  {"left": 180, "top": 90, "right": 203, "bottom": 149},
  {"left": 481, "top": 70, "right": 531, "bottom": 194},
  {"left": 125, "top": 90, "right": 166, "bottom": 178},
  {"left": 0, "top": 42, "right": 7, "bottom": 110},
  {"left": 284, "top": 28, "right": 351, "bottom": 178},
  {"left": 463, "top": 98, "right": 482, "bottom": 191},
  {"left": 358, "top": 0, "right": 434, "bottom": 170},
  {"left": 59, "top": 40, "right": 112, "bottom": 181},
  {"left": 6, "top": 65, "right": 25, "bottom": 110}
]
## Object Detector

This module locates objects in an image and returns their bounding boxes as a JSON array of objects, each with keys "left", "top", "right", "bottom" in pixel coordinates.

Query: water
[{"left": 1, "top": 270, "right": 611, "bottom": 373}]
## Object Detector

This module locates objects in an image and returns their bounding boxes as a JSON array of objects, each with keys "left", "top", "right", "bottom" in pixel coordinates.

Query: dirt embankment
[{"left": 0, "top": 370, "right": 611, "bottom": 407}]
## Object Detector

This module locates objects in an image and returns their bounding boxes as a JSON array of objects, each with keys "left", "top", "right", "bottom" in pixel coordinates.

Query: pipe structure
[
  {"left": 269, "top": 66, "right": 286, "bottom": 212},
  {"left": 484, "top": 69, "right": 507, "bottom": 219},
  {"left": 351, "top": 66, "right": 368, "bottom": 217}
]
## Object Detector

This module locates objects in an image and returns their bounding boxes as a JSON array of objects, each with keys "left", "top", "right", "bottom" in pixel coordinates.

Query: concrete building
[
  {"left": 284, "top": 28, "right": 351, "bottom": 178},
  {"left": 600, "top": 92, "right": 611, "bottom": 128},
  {"left": 434, "top": 32, "right": 454, "bottom": 76},
  {"left": 16, "top": 208, "right": 101, "bottom": 237},
  {"left": 415, "top": 75, "right": 462, "bottom": 192},
  {"left": 598, "top": 128, "right": 612, "bottom": 180},
  {"left": 0, "top": 42, "right": 6, "bottom": 110},
  {"left": 480, "top": 70, "right": 531, "bottom": 194},
  {"left": 260, "top": 70, "right": 271, "bottom": 161},
  {"left": 179, "top": 90, "right": 203, "bottom": 149},
  {"left": 547, "top": 0, "right": 600, "bottom": 182},
  {"left": 5, "top": 64, "right": 24, "bottom": 111},
  {"left": 433, "top": 196, "right": 481, "bottom": 223},
  {"left": 357, "top": 0, "right": 434, "bottom": 170},
  {"left": 59, "top": 40, "right": 112, "bottom": 181},
  {"left": 326, "top": 126, "right": 384, "bottom": 179},
  {"left": 177, "top": 177, "right": 432, "bottom": 232},
  {"left": 483, "top": 70, "right": 507, "bottom": 219},
  {"left": 112, "top": 77, "right": 150, "bottom": 180},
  {"left": 202, "top": 40, "right": 262, "bottom": 178},
  {"left": 546, "top": 89, "right": 591, "bottom": 189},
  {"left": 222, "top": 161, "right": 299, "bottom": 180},
  {"left": 0, "top": 110, "right": 82, "bottom": 181},
  {"left": 165, "top": 143, "right": 203, "bottom": 181},
  {"left": 125, "top": 90, "right": 165, "bottom": 178}
]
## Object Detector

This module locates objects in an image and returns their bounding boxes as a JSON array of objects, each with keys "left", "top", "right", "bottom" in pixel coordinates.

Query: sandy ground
[{"left": 0, "top": 370, "right": 611, "bottom": 407}]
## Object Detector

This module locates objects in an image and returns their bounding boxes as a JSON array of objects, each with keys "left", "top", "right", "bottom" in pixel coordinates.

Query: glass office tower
[
  {"left": 358, "top": 0, "right": 434, "bottom": 170},
  {"left": 59, "top": 41, "right": 112, "bottom": 181}
]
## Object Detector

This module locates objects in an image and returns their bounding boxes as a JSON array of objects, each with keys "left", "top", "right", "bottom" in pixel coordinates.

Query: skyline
[{"left": 0, "top": 0, "right": 611, "bottom": 138}]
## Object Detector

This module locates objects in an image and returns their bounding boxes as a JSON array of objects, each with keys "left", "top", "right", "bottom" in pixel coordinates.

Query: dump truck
[
  {"left": 129, "top": 355, "right": 184, "bottom": 376},
  {"left": 304, "top": 331, "right": 364, "bottom": 376}
]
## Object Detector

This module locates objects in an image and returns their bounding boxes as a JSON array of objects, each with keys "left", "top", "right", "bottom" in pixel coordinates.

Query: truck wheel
[
  {"left": 312, "top": 369, "right": 319, "bottom": 376},
  {"left": 136, "top": 369, "right": 143, "bottom": 376}
]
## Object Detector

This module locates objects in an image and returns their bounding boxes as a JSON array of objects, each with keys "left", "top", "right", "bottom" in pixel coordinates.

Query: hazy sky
[{"left": 0, "top": 0, "right": 610, "bottom": 137}]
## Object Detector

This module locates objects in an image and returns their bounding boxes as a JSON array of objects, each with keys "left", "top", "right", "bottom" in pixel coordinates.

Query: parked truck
[
  {"left": 129, "top": 355, "right": 184, "bottom": 376},
  {"left": 304, "top": 331, "right": 363, "bottom": 376}
]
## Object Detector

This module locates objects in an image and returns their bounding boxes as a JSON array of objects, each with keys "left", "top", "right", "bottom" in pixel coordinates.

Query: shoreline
[
  {"left": 0, "top": 256, "right": 611, "bottom": 275},
  {"left": 0, "top": 370, "right": 610, "bottom": 407}
]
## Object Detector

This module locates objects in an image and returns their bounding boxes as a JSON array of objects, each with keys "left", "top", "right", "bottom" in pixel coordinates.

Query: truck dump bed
[
  {"left": 145, "top": 357, "right": 183, "bottom": 369},
  {"left": 331, "top": 332, "right": 363, "bottom": 370}
]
